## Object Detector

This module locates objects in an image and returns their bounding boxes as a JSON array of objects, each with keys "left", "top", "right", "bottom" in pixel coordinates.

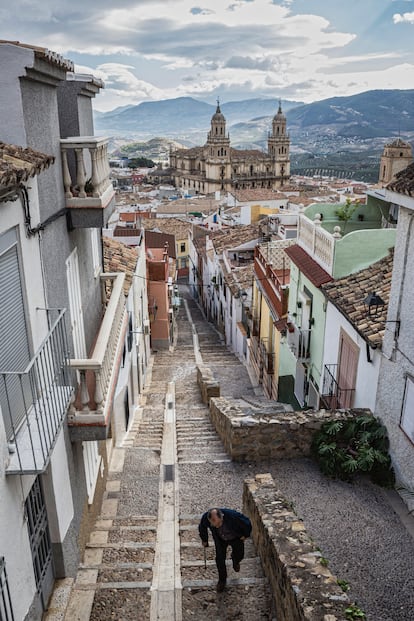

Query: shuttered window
[{"left": 0, "top": 237, "right": 31, "bottom": 439}]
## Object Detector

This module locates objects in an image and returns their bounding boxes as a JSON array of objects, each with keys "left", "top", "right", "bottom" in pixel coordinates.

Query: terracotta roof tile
[
  {"left": 284, "top": 245, "right": 333, "bottom": 288},
  {"left": 0, "top": 142, "right": 54, "bottom": 187},
  {"left": 103, "top": 237, "right": 138, "bottom": 294},
  {"left": 0, "top": 40, "right": 74, "bottom": 71},
  {"left": 321, "top": 250, "right": 393, "bottom": 348},
  {"left": 387, "top": 162, "right": 414, "bottom": 196}
]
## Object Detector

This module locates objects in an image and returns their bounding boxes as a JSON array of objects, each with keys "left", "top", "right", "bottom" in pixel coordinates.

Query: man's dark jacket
[{"left": 198, "top": 508, "right": 252, "bottom": 544}]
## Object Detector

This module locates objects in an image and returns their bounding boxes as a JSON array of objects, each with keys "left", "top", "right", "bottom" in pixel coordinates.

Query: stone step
[{"left": 178, "top": 458, "right": 231, "bottom": 464}]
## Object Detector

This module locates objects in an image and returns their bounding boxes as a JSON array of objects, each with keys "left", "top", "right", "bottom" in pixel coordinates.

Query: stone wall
[
  {"left": 196, "top": 365, "right": 220, "bottom": 404},
  {"left": 209, "top": 397, "right": 368, "bottom": 461},
  {"left": 243, "top": 474, "right": 350, "bottom": 621}
]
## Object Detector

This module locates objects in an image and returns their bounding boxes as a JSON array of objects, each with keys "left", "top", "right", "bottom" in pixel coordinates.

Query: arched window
[{"left": 250, "top": 165, "right": 254, "bottom": 175}]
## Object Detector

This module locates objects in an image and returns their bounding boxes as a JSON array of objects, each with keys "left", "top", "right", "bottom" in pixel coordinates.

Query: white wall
[
  {"left": 375, "top": 203, "right": 414, "bottom": 493},
  {"left": 323, "top": 303, "right": 381, "bottom": 412},
  {"left": 0, "top": 409, "right": 37, "bottom": 621}
]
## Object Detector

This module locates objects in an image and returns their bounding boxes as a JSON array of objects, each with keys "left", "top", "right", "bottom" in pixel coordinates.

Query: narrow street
[
  {"left": 64, "top": 286, "right": 273, "bottom": 621},
  {"left": 60, "top": 286, "right": 414, "bottom": 621}
]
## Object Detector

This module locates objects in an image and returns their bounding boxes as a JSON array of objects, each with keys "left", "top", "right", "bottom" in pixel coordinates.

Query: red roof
[{"left": 284, "top": 245, "right": 333, "bottom": 288}]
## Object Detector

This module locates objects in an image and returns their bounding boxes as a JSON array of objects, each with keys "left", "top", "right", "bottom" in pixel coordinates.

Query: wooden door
[{"left": 337, "top": 329, "right": 359, "bottom": 408}]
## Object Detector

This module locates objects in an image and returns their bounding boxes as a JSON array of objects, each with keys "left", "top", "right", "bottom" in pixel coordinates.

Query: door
[
  {"left": 66, "top": 247, "right": 86, "bottom": 359},
  {"left": 337, "top": 329, "right": 359, "bottom": 408},
  {"left": 25, "top": 477, "right": 54, "bottom": 612}
]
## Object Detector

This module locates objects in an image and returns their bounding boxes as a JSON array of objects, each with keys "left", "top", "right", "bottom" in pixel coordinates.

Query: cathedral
[{"left": 169, "top": 100, "right": 290, "bottom": 195}]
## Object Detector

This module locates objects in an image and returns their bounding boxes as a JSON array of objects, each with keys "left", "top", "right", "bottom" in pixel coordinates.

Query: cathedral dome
[
  {"left": 273, "top": 101, "right": 285, "bottom": 121},
  {"left": 212, "top": 102, "right": 225, "bottom": 122}
]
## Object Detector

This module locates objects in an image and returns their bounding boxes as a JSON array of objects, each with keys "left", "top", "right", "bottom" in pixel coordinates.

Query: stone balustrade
[
  {"left": 297, "top": 213, "right": 335, "bottom": 273},
  {"left": 196, "top": 365, "right": 220, "bottom": 404},
  {"left": 60, "top": 136, "right": 113, "bottom": 207},
  {"left": 68, "top": 272, "right": 127, "bottom": 437},
  {"left": 209, "top": 397, "right": 367, "bottom": 461},
  {"left": 243, "top": 473, "right": 350, "bottom": 620}
]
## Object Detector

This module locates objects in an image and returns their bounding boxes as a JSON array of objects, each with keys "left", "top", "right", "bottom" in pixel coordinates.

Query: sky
[{"left": 1, "top": 0, "right": 414, "bottom": 112}]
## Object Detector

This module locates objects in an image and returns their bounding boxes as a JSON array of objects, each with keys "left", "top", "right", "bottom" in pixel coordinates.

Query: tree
[{"left": 335, "top": 197, "right": 357, "bottom": 234}]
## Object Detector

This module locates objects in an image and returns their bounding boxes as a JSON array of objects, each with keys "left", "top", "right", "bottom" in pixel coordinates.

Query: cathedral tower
[
  {"left": 205, "top": 100, "right": 231, "bottom": 192},
  {"left": 379, "top": 137, "right": 413, "bottom": 187},
  {"left": 267, "top": 101, "right": 290, "bottom": 187}
]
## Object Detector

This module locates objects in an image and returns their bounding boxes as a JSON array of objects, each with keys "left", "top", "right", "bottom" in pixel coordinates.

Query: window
[
  {"left": 180, "top": 243, "right": 186, "bottom": 253},
  {"left": 400, "top": 375, "right": 414, "bottom": 445}
]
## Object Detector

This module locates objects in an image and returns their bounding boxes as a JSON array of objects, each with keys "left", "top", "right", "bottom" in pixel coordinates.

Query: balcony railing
[
  {"left": 297, "top": 213, "right": 335, "bottom": 273},
  {"left": 1, "top": 310, "right": 73, "bottom": 475},
  {"left": 0, "top": 557, "right": 14, "bottom": 621},
  {"left": 320, "top": 364, "right": 355, "bottom": 409},
  {"left": 60, "top": 137, "right": 115, "bottom": 227},
  {"left": 287, "top": 324, "right": 311, "bottom": 360},
  {"left": 68, "top": 273, "right": 127, "bottom": 439}
]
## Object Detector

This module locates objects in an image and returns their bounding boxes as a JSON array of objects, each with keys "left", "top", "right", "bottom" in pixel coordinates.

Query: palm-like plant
[{"left": 311, "top": 415, "right": 394, "bottom": 486}]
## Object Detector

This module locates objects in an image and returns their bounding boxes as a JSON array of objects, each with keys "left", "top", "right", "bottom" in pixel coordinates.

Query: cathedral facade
[{"left": 169, "top": 101, "right": 290, "bottom": 195}]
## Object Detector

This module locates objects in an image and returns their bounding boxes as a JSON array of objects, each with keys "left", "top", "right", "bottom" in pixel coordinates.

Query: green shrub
[{"left": 311, "top": 415, "right": 394, "bottom": 486}]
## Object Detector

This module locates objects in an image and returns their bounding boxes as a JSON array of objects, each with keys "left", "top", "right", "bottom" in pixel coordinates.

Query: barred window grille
[{"left": 0, "top": 557, "right": 15, "bottom": 621}]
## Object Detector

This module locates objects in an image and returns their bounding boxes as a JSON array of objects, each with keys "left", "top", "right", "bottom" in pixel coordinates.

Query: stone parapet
[
  {"left": 209, "top": 397, "right": 368, "bottom": 461},
  {"left": 196, "top": 365, "right": 220, "bottom": 404},
  {"left": 243, "top": 473, "right": 350, "bottom": 621}
]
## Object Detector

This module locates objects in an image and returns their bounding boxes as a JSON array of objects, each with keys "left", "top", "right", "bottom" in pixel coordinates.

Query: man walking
[{"left": 198, "top": 507, "right": 252, "bottom": 592}]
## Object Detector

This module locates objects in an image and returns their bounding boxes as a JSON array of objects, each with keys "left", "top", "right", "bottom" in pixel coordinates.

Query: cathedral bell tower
[
  {"left": 379, "top": 137, "right": 413, "bottom": 187},
  {"left": 267, "top": 100, "right": 290, "bottom": 187},
  {"left": 205, "top": 99, "right": 231, "bottom": 192}
]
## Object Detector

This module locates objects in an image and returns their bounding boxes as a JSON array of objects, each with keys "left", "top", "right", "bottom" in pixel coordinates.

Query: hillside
[{"left": 94, "top": 96, "right": 301, "bottom": 138}]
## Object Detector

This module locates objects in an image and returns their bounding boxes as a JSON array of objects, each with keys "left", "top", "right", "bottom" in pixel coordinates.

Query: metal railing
[
  {"left": 69, "top": 273, "right": 126, "bottom": 424},
  {"left": 320, "top": 364, "right": 355, "bottom": 409},
  {"left": 0, "top": 557, "right": 15, "bottom": 621},
  {"left": 0, "top": 310, "right": 72, "bottom": 475}
]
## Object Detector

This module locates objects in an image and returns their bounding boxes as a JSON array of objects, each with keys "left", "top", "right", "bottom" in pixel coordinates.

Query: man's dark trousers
[{"left": 213, "top": 534, "right": 244, "bottom": 583}]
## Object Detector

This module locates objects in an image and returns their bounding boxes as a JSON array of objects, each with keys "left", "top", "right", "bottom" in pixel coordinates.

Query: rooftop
[
  {"left": 141, "top": 217, "right": 192, "bottom": 241},
  {"left": 103, "top": 237, "right": 138, "bottom": 294},
  {"left": 284, "top": 245, "right": 333, "bottom": 288},
  {"left": 0, "top": 40, "right": 74, "bottom": 71},
  {"left": 232, "top": 189, "right": 287, "bottom": 203},
  {"left": 322, "top": 251, "right": 393, "bottom": 348},
  {"left": 0, "top": 142, "right": 55, "bottom": 188},
  {"left": 387, "top": 162, "right": 414, "bottom": 197}
]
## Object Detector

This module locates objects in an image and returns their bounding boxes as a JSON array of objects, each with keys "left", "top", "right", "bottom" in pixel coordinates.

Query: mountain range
[{"left": 95, "top": 90, "right": 414, "bottom": 153}]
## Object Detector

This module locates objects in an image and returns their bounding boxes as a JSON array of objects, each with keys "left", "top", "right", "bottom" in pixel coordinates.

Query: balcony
[
  {"left": 60, "top": 137, "right": 115, "bottom": 228},
  {"left": 297, "top": 213, "right": 335, "bottom": 273},
  {"left": 287, "top": 323, "right": 311, "bottom": 361},
  {"left": 68, "top": 273, "right": 128, "bottom": 440},
  {"left": 320, "top": 364, "right": 355, "bottom": 409},
  {"left": 1, "top": 310, "right": 73, "bottom": 475}
]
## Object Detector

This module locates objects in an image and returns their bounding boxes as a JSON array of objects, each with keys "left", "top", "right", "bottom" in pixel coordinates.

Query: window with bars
[{"left": 0, "top": 557, "right": 15, "bottom": 621}]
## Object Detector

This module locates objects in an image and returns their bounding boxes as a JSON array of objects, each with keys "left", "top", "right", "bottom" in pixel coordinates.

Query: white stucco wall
[
  {"left": 46, "top": 429, "right": 74, "bottom": 541},
  {"left": 0, "top": 410, "right": 37, "bottom": 621},
  {"left": 375, "top": 204, "right": 414, "bottom": 493},
  {"left": 323, "top": 303, "right": 381, "bottom": 412}
]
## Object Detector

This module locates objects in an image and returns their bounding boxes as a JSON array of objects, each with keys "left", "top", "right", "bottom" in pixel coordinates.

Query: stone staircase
[
  {"left": 179, "top": 515, "right": 272, "bottom": 621},
  {"left": 176, "top": 415, "right": 231, "bottom": 464}
]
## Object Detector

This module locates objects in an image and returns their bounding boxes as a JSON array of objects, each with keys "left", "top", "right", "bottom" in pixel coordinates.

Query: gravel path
[{"left": 178, "top": 288, "right": 414, "bottom": 621}]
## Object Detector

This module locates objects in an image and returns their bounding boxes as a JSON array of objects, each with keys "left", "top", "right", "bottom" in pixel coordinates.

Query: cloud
[
  {"left": 0, "top": 0, "right": 412, "bottom": 109},
  {"left": 393, "top": 11, "right": 414, "bottom": 23}
]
